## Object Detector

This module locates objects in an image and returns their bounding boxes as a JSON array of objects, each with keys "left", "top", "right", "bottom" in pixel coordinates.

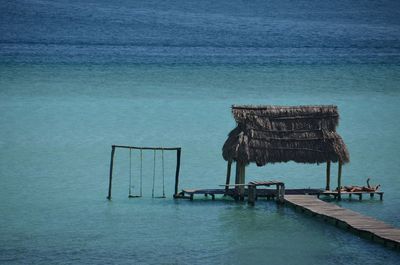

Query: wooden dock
[
  {"left": 285, "top": 195, "right": 400, "bottom": 250},
  {"left": 177, "top": 188, "right": 322, "bottom": 200},
  {"left": 319, "top": 190, "right": 384, "bottom": 200}
]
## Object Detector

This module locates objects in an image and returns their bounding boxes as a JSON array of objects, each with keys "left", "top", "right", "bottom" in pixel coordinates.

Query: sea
[{"left": 1, "top": 0, "right": 400, "bottom": 264}]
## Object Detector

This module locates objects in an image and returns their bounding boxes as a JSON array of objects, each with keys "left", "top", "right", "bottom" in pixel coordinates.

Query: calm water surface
[
  {"left": 1, "top": 64, "right": 400, "bottom": 264},
  {"left": 1, "top": 0, "right": 400, "bottom": 264}
]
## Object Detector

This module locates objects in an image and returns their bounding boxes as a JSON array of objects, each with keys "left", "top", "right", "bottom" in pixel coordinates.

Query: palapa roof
[{"left": 222, "top": 105, "right": 350, "bottom": 166}]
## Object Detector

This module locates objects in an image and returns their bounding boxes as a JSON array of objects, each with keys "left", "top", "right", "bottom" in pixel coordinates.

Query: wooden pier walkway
[
  {"left": 285, "top": 195, "right": 400, "bottom": 250},
  {"left": 177, "top": 188, "right": 322, "bottom": 200}
]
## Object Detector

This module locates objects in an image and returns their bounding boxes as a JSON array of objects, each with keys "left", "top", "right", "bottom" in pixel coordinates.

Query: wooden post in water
[
  {"left": 235, "top": 162, "right": 246, "bottom": 200},
  {"left": 326, "top": 160, "right": 331, "bottom": 191},
  {"left": 240, "top": 164, "right": 246, "bottom": 200},
  {"left": 234, "top": 162, "right": 240, "bottom": 200},
  {"left": 107, "top": 145, "right": 116, "bottom": 200},
  {"left": 235, "top": 162, "right": 239, "bottom": 187},
  {"left": 337, "top": 161, "right": 342, "bottom": 200},
  {"left": 278, "top": 183, "right": 285, "bottom": 204},
  {"left": 173, "top": 148, "right": 181, "bottom": 198},
  {"left": 248, "top": 184, "right": 256, "bottom": 206},
  {"left": 225, "top": 160, "right": 232, "bottom": 194}
]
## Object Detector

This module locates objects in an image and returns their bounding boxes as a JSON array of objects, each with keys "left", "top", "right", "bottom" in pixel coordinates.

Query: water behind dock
[{"left": 2, "top": 0, "right": 400, "bottom": 263}]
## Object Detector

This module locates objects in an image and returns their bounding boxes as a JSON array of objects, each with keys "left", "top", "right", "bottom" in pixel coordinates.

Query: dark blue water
[
  {"left": 1, "top": 0, "right": 400, "bottom": 64},
  {"left": 1, "top": 1, "right": 400, "bottom": 264}
]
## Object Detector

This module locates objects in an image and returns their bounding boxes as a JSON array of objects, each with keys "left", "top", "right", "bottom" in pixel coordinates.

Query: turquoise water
[
  {"left": 2, "top": 0, "right": 400, "bottom": 263},
  {"left": 1, "top": 64, "right": 400, "bottom": 264}
]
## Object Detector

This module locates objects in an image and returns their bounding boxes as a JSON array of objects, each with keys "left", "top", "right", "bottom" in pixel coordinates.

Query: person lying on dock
[
  {"left": 342, "top": 186, "right": 380, "bottom": 192},
  {"left": 364, "top": 177, "right": 381, "bottom": 191},
  {"left": 341, "top": 178, "right": 380, "bottom": 192}
]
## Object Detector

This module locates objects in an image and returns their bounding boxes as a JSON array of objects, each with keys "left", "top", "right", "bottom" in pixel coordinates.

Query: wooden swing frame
[{"left": 106, "top": 145, "right": 181, "bottom": 200}]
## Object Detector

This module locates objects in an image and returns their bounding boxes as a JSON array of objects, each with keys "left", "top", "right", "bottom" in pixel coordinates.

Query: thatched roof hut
[{"left": 222, "top": 105, "right": 349, "bottom": 192}]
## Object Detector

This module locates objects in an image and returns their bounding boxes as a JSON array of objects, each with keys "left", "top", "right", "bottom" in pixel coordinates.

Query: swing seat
[{"left": 128, "top": 195, "right": 142, "bottom": 198}]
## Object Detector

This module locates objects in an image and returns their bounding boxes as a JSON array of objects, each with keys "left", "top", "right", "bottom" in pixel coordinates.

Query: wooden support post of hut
[
  {"left": 337, "top": 161, "right": 342, "bottom": 200},
  {"left": 235, "top": 162, "right": 246, "bottom": 200},
  {"left": 222, "top": 105, "right": 349, "bottom": 194},
  {"left": 278, "top": 183, "right": 285, "bottom": 203},
  {"left": 326, "top": 160, "right": 331, "bottom": 191},
  {"left": 225, "top": 160, "right": 232, "bottom": 194},
  {"left": 248, "top": 184, "right": 256, "bottom": 206}
]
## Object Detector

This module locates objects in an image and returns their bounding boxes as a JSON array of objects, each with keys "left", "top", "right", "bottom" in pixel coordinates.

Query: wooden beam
[
  {"left": 235, "top": 162, "right": 246, "bottom": 199},
  {"left": 112, "top": 145, "right": 181, "bottom": 151},
  {"left": 278, "top": 183, "right": 285, "bottom": 203},
  {"left": 239, "top": 163, "right": 246, "bottom": 199},
  {"left": 107, "top": 145, "right": 116, "bottom": 200},
  {"left": 225, "top": 161, "right": 232, "bottom": 194},
  {"left": 248, "top": 184, "right": 256, "bottom": 206},
  {"left": 337, "top": 161, "right": 342, "bottom": 200},
  {"left": 235, "top": 162, "right": 239, "bottom": 186},
  {"left": 173, "top": 148, "right": 181, "bottom": 198},
  {"left": 326, "top": 160, "right": 331, "bottom": 191}
]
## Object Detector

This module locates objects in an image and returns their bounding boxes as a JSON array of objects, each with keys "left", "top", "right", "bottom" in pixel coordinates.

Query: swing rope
[
  {"left": 129, "top": 148, "right": 132, "bottom": 196},
  {"left": 140, "top": 149, "right": 143, "bottom": 197},
  {"left": 152, "top": 150, "right": 156, "bottom": 198},
  {"left": 162, "top": 149, "right": 165, "bottom": 198},
  {"left": 128, "top": 148, "right": 166, "bottom": 198}
]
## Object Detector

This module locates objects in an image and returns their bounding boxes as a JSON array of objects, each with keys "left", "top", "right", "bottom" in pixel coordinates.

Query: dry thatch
[{"left": 222, "top": 105, "right": 349, "bottom": 166}]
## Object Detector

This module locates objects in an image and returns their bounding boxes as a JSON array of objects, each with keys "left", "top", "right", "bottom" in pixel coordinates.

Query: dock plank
[{"left": 285, "top": 195, "right": 400, "bottom": 250}]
